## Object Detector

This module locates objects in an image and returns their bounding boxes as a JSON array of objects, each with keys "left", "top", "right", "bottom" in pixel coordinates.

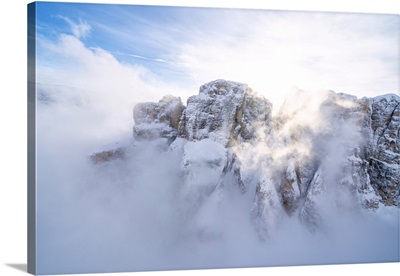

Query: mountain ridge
[{"left": 91, "top": 79, "right": 399, "bottom": 239}]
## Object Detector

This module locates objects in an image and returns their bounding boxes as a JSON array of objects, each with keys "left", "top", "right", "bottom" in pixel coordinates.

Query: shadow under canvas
[{"left": 6, "top": 263, "right": 28, "bottom": 273}]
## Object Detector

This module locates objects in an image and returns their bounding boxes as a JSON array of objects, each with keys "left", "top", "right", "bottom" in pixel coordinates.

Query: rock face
[
  {"left": 178, "top": 80, "right": 272, "bottom": 146},
  {"left": 133, "top": 95, "right": 185, "bottom": 143},
  {"left": 368, "top": 95, "right": 399, "bottom": 206},
  {"left": 175, "top": 80, "right": 273, "bottom": 230},
  {"left": 91, "top": 79, "right": 399, "bottom": 239},
  {"left": 90, "top": 147, "right": 125, "bottom": 164},
  {"left": 266, "top": 91, "right": 399, "bottom": 232}
]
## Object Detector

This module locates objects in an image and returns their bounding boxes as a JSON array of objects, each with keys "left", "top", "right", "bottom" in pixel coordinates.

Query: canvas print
[{"left": 28, "top": 1, "right": 399, "bottom": 275}]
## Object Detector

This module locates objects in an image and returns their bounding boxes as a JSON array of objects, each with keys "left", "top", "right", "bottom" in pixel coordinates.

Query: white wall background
[{"left": 0, "top": 0, "right": 398, "bottom": 276}]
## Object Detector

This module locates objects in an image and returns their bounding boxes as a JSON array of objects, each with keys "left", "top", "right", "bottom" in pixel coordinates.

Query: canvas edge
[{"left": 27, "top": 2, "right": 37, "bottom": 275}]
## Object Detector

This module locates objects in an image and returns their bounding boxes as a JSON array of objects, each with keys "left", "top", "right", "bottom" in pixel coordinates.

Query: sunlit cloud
[{"left": 173, "top": 11, "right": 398, "bottom": 108}]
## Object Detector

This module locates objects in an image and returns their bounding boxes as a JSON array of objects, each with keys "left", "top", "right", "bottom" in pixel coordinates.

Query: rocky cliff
[{"left": 91, "top": 79, "right": 399, "bottom": 239}]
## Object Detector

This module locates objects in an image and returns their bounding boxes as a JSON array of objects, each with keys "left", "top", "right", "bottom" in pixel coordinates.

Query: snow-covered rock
[
  {"left": 180, "top": 139, "right": 227, "bottom": 212},
  {"left": 89, "top": 141, "right": 130, "bottom": 164},
  {"left": 90, "top": 146, "right": 126, "bottom": 164},
  {"left": 368, "top": 94, "right": 400, "bottom": 206},
  {"left": 133, "top": 95, "right": 185, "bottom": 143},
  {"left": 90, "top": 79, "right": 399, "bottom": 241},
  {"left": 178, "top": 79, "right": 272, "bottom": 146}
]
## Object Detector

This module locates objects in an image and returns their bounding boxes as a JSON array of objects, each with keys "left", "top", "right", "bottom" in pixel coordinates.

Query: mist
[{"left": 36, "top": 83, "right": 399, "bottom": 275}]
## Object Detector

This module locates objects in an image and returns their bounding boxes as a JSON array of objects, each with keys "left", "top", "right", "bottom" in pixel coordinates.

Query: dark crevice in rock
[{"left": 376, "top": 102, "right": 399, "bottom": 147}]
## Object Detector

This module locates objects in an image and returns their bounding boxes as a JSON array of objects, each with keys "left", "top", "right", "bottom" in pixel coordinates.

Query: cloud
[
  {"left": 34, "top": 16, "right": 195, "bottom": 274},
  {"left": 44, "top": 6, "right": 398, "bottom": 112},
  {"left": 172, "top": 10, "right": 398, "bottom": 108},
  {"left": 57, "top": 15, "right": 92, "bottom": 39},
  {"left": 110, "top": 50, "right": 168, "bottom": 63},
  {"left": 36, "top": 33, "right": 192, "bottom": 149}
]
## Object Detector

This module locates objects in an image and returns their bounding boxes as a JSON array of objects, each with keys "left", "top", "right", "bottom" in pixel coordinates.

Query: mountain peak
[{"left": 90, "top": 80, "right": 399, "bottom": 239}]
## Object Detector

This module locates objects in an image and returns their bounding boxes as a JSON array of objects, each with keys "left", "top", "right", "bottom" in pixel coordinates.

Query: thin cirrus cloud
[
  {"left": 56, "top": 15, "right": 92, "bottom": 39},
  {"left": 108, "top": 50, "right": 168, "bottom": 63}
]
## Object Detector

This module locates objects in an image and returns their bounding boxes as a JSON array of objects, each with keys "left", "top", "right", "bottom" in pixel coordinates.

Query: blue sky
[
  {"left": 36, "top": 3, "right": 216, "bottom": 85},
  {"left": 35, "top": 2, "right": 399, "bottom": 111}
]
